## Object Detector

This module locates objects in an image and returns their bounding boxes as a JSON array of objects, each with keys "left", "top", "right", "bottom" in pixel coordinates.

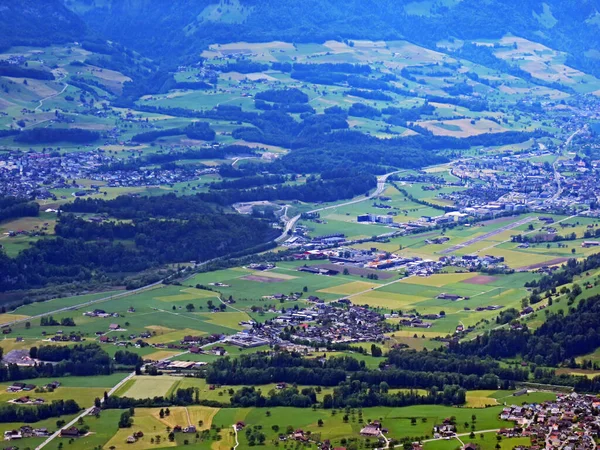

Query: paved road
[
  {"left": 439, "top": 216, "right": 536, "bottom": 255},
  {"left": 35, "top": 369, "right": 136, "bottom": 450},
  {"left": 34, "top": 74, "right": 68, "bottom": 113},
  {"left": 35, "top": 339, "right": 222, "bottom": 450},
  {"left": 232, "top": 425, "right": 240, "bottom": 449},
  {"left": 275, "top": 170, "right": 402, "bottom": 243},
  {"left": 231, "top": 156, "right": 257, "bottom": 167},
  {"left": 474, "top": 213, "right": 579, "bottom": 256},
  {"left": 5, "top": 282, "right": 164, "bottom": 328},
  {"left": 552, "top": 127, "right": 585, "bottom": 201}
]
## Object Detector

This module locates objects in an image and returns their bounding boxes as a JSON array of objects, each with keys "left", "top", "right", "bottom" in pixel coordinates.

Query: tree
[
  {"left": 371, "top": 344, "right": 382, "bottom": 357},
  {"left": 118, "top": 410, "right": 133, "bottom": 428},
  {"left": 323, "top": 394, "right": 333, "bottom": 409},
  {"left": 186, "top": 303, "right": 195, "bottom": 312}
]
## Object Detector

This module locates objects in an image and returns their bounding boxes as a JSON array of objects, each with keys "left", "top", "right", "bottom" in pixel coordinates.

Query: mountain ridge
[{"left": 60, "top": 1, "right": 600, "bottom": 61}]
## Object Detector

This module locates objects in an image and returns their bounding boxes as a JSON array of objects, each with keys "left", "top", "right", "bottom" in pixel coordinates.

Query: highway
[{"left": 275, "top": 170, "right": 402, "bottom": 243}]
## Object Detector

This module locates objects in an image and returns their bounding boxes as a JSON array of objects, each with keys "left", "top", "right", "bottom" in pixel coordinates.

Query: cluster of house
[
  {"left": 234, "top": 303, "right": 390, "bottom": 348},
  {"left": 5, "top": 381, "right": 60, "bottom": 406},
  {"left": 45, "top": 332, "right": 84, "bottom": 343},
  {"left": 442, "top": 141, "right": 600, "bottom": 215},
  {"left": 432, "top": 418, "right": 457, "bottom": 439},
  {"left": 5, "top": 381, "right": 51, "bottom": 393},
  {"left": 245, "top": 262, "right": 276, "bottom": 271},
  {"left": 83, "top": 309, "right": 120, "bottom": 318},
  {"left": 498, "top": 393, "right": 600, "bottom": 450},
  {"left": 59, "top": 427, "right": 87, "bottom": 438},
  {"left": 151, "top": 360, "right": 207, "bottom": 371},
  {"left": 4, "top": 426, "right": 50, "bottom": 441},
  {"left": 0, "top": 147, "right": 217, "bottom": 200},
  {"left": 9, "top": 396, "right": 45, "bottom": 405},
  {"left": 389, "top": 312, "right": 446, "bottom": 329}
]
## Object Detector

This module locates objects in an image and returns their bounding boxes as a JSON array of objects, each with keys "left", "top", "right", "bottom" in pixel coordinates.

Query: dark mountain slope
[
  {"left": 0, "top": 0, "right": 86, "bottom": 51},
  {"left": 64, "top": 0, "right": 600, "bottom": 75}
]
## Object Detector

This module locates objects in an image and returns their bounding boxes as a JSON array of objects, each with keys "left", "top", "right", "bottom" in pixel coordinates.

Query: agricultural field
[{"left": 1, "top": 283, "right": 256, "bottom": 354}]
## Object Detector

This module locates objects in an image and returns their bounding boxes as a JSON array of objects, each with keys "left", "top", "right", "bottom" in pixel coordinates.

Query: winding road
[
  {"left": 552, "top": 126, "right": 585, "bottom": 201},
  {"left": 33, "top": 73, "right": 68, "bottom": 112},
  {"left": 276, "top": 170, "right": 402, "bottom": 243}
]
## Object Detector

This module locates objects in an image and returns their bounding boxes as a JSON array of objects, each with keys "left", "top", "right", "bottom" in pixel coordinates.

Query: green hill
[{"left": 62, "top": 0, "right": 600, "bottom": 76}]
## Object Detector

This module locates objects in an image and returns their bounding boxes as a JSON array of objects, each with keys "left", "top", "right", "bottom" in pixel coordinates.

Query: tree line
[
  {"left": 0, "top": 196, "right": 39, "bottom": 222},
  {"left": 449, "top": 294, "right": 600, "bottom": 366},
  {"left": 131, "top": 121, "right": 215, "bottom": 143},
  {"left": 0, "top": 193, "right": 279, "bottom": 291},
  {"left": 0, "top": 399, "right": 80, "bottom": 423},
  {"left": 14, "top": 128, "right": 100, "bottom": 144}
]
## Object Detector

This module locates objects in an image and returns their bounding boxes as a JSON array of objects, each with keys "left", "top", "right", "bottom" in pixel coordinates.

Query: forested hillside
[
  {"left": 63, "top": 0, "right": 600, "bottom": 76},
  {"left": 0, "top": 0, "right": 85, "bottom": 51}
]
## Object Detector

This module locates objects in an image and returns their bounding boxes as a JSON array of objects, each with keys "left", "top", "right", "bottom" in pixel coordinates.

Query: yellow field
[
  {"left": 105, "top": 409, "right": 177, "bottom": 450},
  {"left": 351, "top": 291, "right": 425, "bottom": 309},
  {"left": 145, "top": 328, "right": 207, "bottom": 344},
  {"left": 386, "top": 329, "right": 449, "bottom": 338},
  {"left": 181, "top": 287, "right": 221, "bottom": 298},
  {"left": 121, "top": 376, "right": 181, "bottom": 399},
  {"left": 0, "top": 337, "right": 71, "bottom": 353},
  {"left": 144, "top": 350, "right": 183, "bottom": 361},
  {"left": 249, "top": 271, "right": 297, "bottom": 280},
  {"left": 318, "top": 281, "right": 379, "bottom": 295},
  {"left": 157, "top": 406, "right": 220, "bottom": 430},
  {"left": 0, "top": 314, "right": 29, "bottom": 324},
  {"left": 403, "top": 272, "right": 474, "bottom": 287},
  {"left": 194, "top": 312, "right": 248, "bottom": 330},
  {"left": 420, "top": 118, "right": 510, "bottom": 138},
  {"left": 465, "top": 391, "right": 499, "bottom": 408},
  {"left": 0, "top": 385, "right": 105, "bottom": 407}
]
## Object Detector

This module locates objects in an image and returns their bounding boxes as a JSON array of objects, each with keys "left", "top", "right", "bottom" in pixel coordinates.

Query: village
[
  {"left": 0, "top": 147, "right": 218, "bottom": 200},
  {"left": 497, "top": 393, "right": 600, "bottom": 450}
]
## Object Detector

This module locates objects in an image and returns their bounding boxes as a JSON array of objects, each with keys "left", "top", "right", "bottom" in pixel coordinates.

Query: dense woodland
[
  {"left": 0, "top": 196, "right": 40, "bottom": 222},
  {"left": 0, "top": 344, "right": 112, "bottom": 381},
  {"left": 206, "top": 351, "right": 523, "bottom": 395},
  {"left": 127, "top": 102, "right": 543, "bottom": 174},
  {"left": 0, "top": 399, "right": 81, "bottom": 424},
  {"left": 14, "top": 128, "right": 100, "bottom": 144},
  {"left": 450, "top": 295, "right": 600, "bottom": 366},
  {"left": 0, "top": 194, "right": 278, "bottom": 291}
]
